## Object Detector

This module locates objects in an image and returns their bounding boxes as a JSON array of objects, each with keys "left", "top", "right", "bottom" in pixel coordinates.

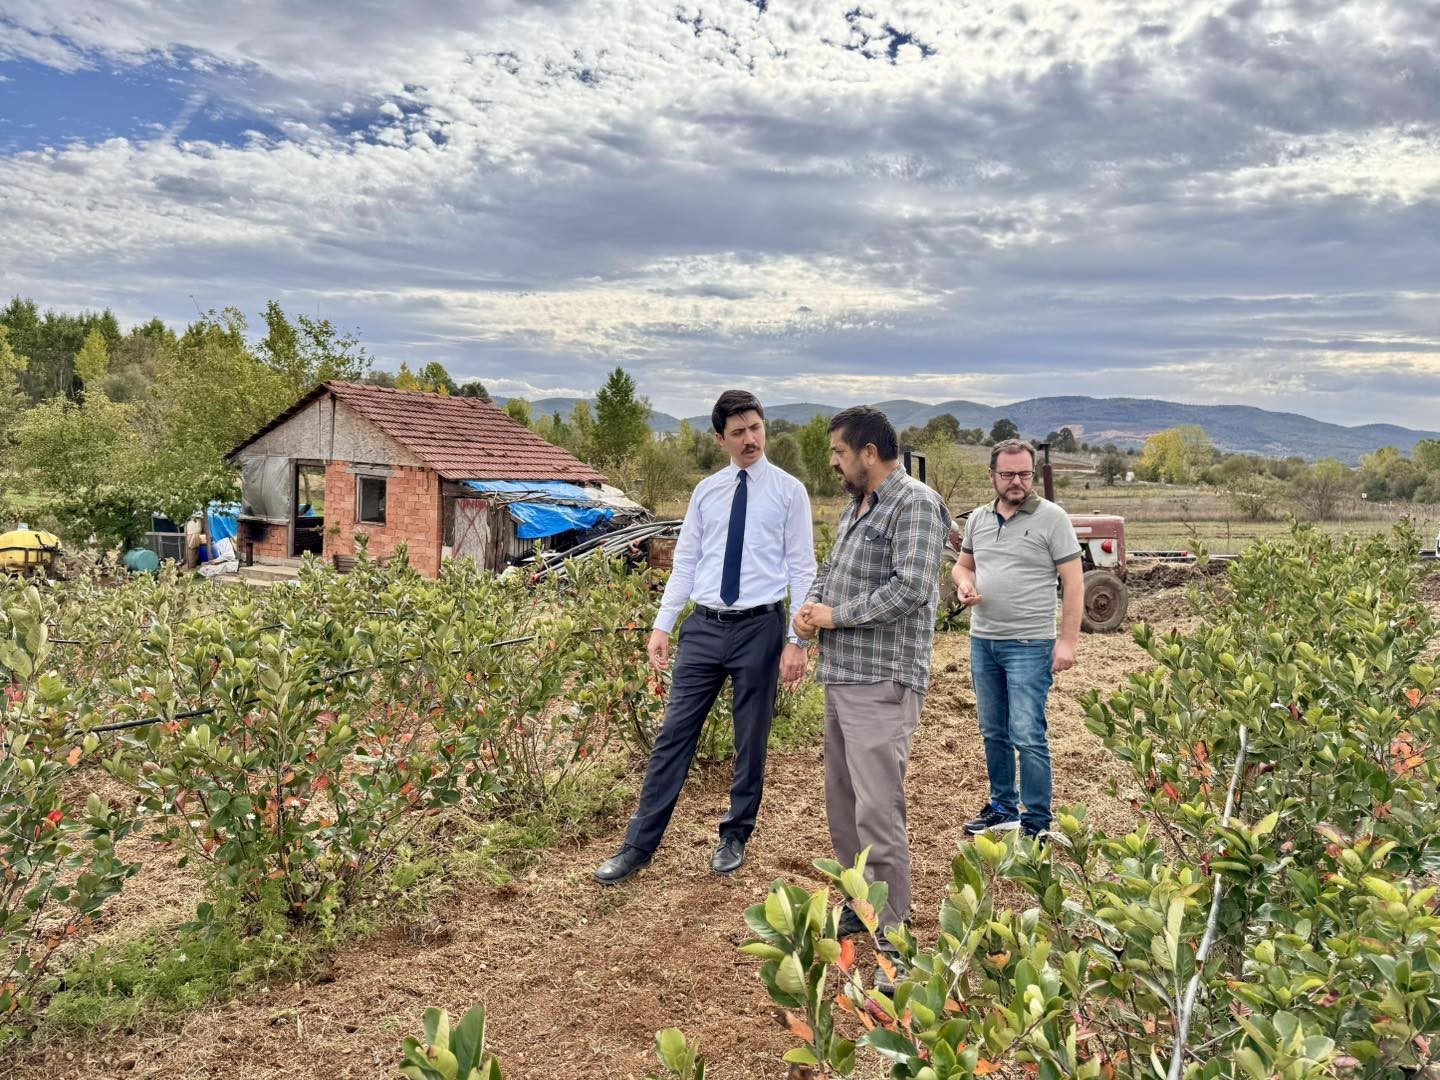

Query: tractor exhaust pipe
[{"left": 1036, "top": 441, "right": 1055, "bottom": 501}]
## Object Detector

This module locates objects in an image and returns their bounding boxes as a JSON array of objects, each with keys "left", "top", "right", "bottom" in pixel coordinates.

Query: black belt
[{"left": 695, "top": 601, "right": 784, "bottom": 623}]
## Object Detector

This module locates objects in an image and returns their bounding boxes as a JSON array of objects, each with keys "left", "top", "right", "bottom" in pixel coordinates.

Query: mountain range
[{"left": 496, "top": 395, "right": 1438, "bottom": 464}]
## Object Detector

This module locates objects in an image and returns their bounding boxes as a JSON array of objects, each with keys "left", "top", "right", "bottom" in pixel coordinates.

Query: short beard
[{"left": 837, "top": 470, "right": 864, "bottom": 497}]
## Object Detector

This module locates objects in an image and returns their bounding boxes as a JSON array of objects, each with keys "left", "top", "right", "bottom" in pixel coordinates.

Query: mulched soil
[{"left": 8, "top": 621, "right": 1169, "bottom": 1079}]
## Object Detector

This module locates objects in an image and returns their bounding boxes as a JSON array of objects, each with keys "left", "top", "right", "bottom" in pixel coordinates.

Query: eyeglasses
[{"left": 994, "top": 470, "right": 1034, "bottom": 482}]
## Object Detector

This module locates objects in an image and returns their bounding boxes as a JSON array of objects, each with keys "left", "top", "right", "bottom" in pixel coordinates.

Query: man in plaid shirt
[{"left": 794, "top": 405, "right": 950, "bottom": 993}]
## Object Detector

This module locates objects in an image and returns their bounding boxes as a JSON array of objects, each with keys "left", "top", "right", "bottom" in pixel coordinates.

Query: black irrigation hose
[{"left": 80, "top": 625, "right": 649, "bottom": 736}]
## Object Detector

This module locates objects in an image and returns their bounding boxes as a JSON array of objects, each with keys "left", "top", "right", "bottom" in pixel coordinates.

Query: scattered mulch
[{"left": 1, "top": 619, "right": 1176, "bottom": 1079}]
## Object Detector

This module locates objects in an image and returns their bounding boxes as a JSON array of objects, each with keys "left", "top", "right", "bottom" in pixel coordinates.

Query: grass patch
[{"left": 32, "top": 886, "right": 361, "bottom": 1042}]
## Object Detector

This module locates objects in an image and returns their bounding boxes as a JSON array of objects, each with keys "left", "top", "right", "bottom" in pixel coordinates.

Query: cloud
[{"left": 1, "top": 1, "right": 1438, "bottom": 428}]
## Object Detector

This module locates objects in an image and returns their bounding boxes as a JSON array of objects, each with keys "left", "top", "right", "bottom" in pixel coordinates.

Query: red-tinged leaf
[
  {"left": 1288, "top": 703, "right": 1302, "bottom": 722},
  {"left": 66, "top": 746, "right": 82, "bottom": 766},
  {"left": 1192, "top": 740, "right": 1209, "bottom": 764},
  {"left": 851, "top": 898, "right": 877, "bottom": 931},
  {"left": 944, "top": 998, "right": 966, "bottom": 1014},
  {"left": 774, "top": 1009, "right": 814, "bottom": 1042},
  {"left": 876, "top": 951, "right": 898, "bottom": 983},
  {"left": 837, "top": 937, "right": 855, "bottom": 973},
  {"left": 974, "top": 1060, "right": 1002, "bottom": 1076},
  {"left": 1161, "top": 782, "right": 1181, "bottom": 801},
  {"left": 1406, "top": 688, "right": 1423, "bottom": 709},
  {"left": 986, "top": 951, "right": 1011, "bottom": 968}
]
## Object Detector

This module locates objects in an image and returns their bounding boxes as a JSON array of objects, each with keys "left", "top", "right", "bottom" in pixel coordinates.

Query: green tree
[
  {"left": 256, "top": 300, "right": 370, "bottom": 395},
  {"left": 0, "top": 326, "right": 28, "bottom": 445},
  {"left": 1044, "top": 426, "right": 1078, "bottom": 452},
  {"left": 767, "top": 432, "right": 806, "bottom": 482},
  {"left": 12, "top": 395, "right": 148, "bottom": 547},
  {"left": 797, "top": 414, "right": 838, "bottom": 496},
  {"left": 1098, "top": 450, "right": 1127, "bottom": 486},
  {"left": 1138, "top": 425, "right": 1210, "bottom": 484},
  {"left": 73, "top": 328, "right": 110, "bottom": 393},
  {"left": 1291, "top": 458, "right": 1357, "bottom": 520},
  {"left": 988, "top": 417, "right": 1019, "bottom": 444},
  {"left": 1, "top": 297, "right": 121, "bottom": 402},
  {"left": 504, "top": 398, "right": 532, "bottom": 427},
  {"left": 567, "top": 401, "right": 596, "bottom": 462},
  {"left": 457, "top": 379, "right": 489, "bottom": 399},
  {"left": 918, "top": 437, "right": 967, "bottom": 507},
  {"left": 593, "top": 367, "right": 653, "bottom": 466},
  {"left": 393, "top": 363, "right": 422, "bottom": 391},
  {"left": 1412, "top": 438, "right": 1440, "bottom": 474},
  {"left": 417, "top": 361, "right": 458, "bottom": 395},
  {"left": 142, "top": 308, "right": 294, "bottom": 521}
]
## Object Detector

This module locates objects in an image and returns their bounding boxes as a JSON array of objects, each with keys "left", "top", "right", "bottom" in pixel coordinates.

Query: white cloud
[{"left": 1, "top": 1, "right": 1438, "bottom": 429}]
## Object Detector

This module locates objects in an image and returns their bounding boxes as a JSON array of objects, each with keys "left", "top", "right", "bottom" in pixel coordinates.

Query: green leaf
[
  {"left": 656, "top": 1028, "right": 688, "bottom": 1071},
  {"left": 450, "top": 1005, "right": 488, "bottom": 1079}
]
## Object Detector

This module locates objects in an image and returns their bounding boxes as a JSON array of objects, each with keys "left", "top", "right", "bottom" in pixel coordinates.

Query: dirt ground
[{"left": 7, "top": 570, "right": 1227, "bottom": 1079}]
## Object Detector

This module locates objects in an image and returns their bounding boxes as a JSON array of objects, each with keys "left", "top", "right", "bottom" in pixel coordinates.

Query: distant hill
[{"left": 680, "top": 395, "right": 1439, "bottom": 463}]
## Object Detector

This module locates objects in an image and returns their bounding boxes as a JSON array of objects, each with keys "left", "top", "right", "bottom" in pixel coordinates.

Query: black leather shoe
[
  {"left": 711, "top": 836, "right": 746, "bottom": 874},
  {"left": 594, "top": 846, "right": 652, "bottom": 885}
]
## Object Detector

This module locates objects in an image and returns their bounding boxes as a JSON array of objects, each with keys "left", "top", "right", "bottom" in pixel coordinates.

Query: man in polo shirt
[
  {"left": 794, "top": 406, "right": 950, "bottom": 992},
  {"left": 952, "top": 438, "right": 1084, "bottom": 841},
  {"left": 595, "top": 390, "right": 815, "bottom": 886}
]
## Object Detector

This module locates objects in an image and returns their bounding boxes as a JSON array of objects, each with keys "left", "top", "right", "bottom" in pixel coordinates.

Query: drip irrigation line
[
  {"left": 1166, "top": 722, "right": 1250, "bottom": 1080},
  {"left": 78, "top": 624, "right": 649, "bottom": 736}
]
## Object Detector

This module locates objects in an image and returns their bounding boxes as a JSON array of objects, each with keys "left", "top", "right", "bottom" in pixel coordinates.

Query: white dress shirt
[{"left": 654, "top": 455, "right": 816, "bottom": 643}]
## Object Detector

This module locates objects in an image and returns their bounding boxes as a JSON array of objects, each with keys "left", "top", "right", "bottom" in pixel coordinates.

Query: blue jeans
[{"left": 971, "top": 636, "right": 1054, "bottom": 832}]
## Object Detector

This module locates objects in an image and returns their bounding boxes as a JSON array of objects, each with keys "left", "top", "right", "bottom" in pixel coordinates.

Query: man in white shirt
[{"left": 596, "top": 390, "right": 816, "bottom": 885}]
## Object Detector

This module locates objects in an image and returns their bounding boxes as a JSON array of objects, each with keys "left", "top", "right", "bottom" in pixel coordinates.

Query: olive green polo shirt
[{"left": 961, "top": 492, "right": 1081, "bottom": 640}]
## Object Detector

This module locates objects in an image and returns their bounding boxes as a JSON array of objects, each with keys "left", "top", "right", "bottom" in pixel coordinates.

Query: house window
[{"left": 357, "top": 476, "right": 387, "bottom": 524}]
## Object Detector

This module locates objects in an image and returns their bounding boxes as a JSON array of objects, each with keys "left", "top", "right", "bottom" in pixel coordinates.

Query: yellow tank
[{"left": 0, "top": 526, "right": 63, "bottom": 575}]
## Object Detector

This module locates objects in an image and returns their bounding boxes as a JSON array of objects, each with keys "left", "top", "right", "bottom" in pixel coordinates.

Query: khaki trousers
[{"left": 823, "top": 680, "right": 924, "bottom": 929}]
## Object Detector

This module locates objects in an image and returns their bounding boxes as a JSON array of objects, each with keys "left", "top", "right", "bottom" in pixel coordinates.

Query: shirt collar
[
  {"left": 991, "top": 491, "right": 1041, "bottom": 515},
  {"left": 725, "top": 455, "right": 770, "bottom": 480},
  {"left": 852, "top": 464, "right": 908, "bottom": 510}
]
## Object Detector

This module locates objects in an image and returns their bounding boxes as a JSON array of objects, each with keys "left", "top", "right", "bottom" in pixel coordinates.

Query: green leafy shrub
[
  {"left": 735, "top": 524, "right": 1440, "bottom": 1079},
  {"left": 1, "top": 587, "right": 138, "bottom": 1030}
]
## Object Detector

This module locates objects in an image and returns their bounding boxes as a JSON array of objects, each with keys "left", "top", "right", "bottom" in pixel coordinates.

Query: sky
[{"left": 2, "top": 1, "right": 1438, "bottom": 428}]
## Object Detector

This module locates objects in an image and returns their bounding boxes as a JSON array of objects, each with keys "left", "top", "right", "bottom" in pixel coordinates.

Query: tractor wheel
[{"left": 1081, "top": 568, "right": 1128, "bottom": 633}]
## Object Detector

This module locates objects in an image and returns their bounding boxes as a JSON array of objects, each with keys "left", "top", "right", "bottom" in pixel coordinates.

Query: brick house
[{"left": 227, "top": 381, "right": 608, "bottom": 576}]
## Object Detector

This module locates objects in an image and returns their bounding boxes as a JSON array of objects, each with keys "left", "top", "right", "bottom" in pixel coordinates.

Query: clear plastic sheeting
[{"left": 238, "top": 456, "right": 291, "bottom": 520}]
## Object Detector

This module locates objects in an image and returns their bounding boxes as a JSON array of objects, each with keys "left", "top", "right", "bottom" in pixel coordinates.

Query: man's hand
[
  {"left": 793, "top": 604, "right": 817, "bottom": 640},
  {"left": 804, "top": 603, "right": 836, "bottom": 630},
  {"left": 779, "top": 643, "right": 808, "bottom": 689},
  {"left": 647, "top": 629, "right": 671, "bottom": 671},
  {"left": 952, "top": 557, "right": 981, "bottom": 607},
  {"left": 1052, "top": 638, "right": 1077, "bottom": 674}
]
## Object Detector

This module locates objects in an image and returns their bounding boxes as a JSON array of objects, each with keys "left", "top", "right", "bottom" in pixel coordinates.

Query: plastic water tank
[{"left": 121, "top": 548, "right": 160, "bottom": 574}]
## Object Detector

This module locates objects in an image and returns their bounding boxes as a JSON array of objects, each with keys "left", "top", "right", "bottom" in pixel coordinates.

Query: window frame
[{"left": 356, "top": 475, "right": 388, "bottom": 525}]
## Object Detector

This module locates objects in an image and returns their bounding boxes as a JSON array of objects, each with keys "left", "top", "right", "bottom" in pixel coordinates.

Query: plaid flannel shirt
[{"left": 807, "top": 467, "right": 950, "bottom": 695}]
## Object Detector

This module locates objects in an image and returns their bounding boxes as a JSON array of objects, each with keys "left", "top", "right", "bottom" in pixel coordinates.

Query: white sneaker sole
[{"left": 964, "top": 819, "right": 1021, "bottom": 835}]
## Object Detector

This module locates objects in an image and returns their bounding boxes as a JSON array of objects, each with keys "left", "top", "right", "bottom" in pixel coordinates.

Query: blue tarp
[
  {"left": 462, "top": 480, "right": 613, "bottom": 540},
  {"left": 207, "top": 501, "right": 241, "bottom": 544}
]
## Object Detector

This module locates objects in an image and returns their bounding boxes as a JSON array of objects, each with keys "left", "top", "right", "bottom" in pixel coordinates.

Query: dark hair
[
  {"left": 989, "top": 439, "right": 1036, "bottom": 470},
  {"left": 711, "top": 390, "right": 765, "bottom": 434},
  {"left": 828, "top": 405, "right": 898, "bottom": 462}
]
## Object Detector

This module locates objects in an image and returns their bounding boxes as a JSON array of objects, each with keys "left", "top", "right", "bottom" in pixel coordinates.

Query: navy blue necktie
[{"left": 720, "top": 469, "right": 748, "bottom": 605}]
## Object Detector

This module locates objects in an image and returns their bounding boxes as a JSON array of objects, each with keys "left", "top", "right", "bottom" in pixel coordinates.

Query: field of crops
[{"left": 4, "top": 527, "right": 1440, "bottom": 1078}]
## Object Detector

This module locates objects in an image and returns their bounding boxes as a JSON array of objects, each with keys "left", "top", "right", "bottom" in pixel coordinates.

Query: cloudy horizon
[{"left": 3, "top": 1, "right": 1438, "bottom": 427}]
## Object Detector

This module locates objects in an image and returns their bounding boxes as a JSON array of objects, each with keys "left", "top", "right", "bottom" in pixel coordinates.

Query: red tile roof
[{"left": 232, "top": 381, "right": 608, "bottom": 484}]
